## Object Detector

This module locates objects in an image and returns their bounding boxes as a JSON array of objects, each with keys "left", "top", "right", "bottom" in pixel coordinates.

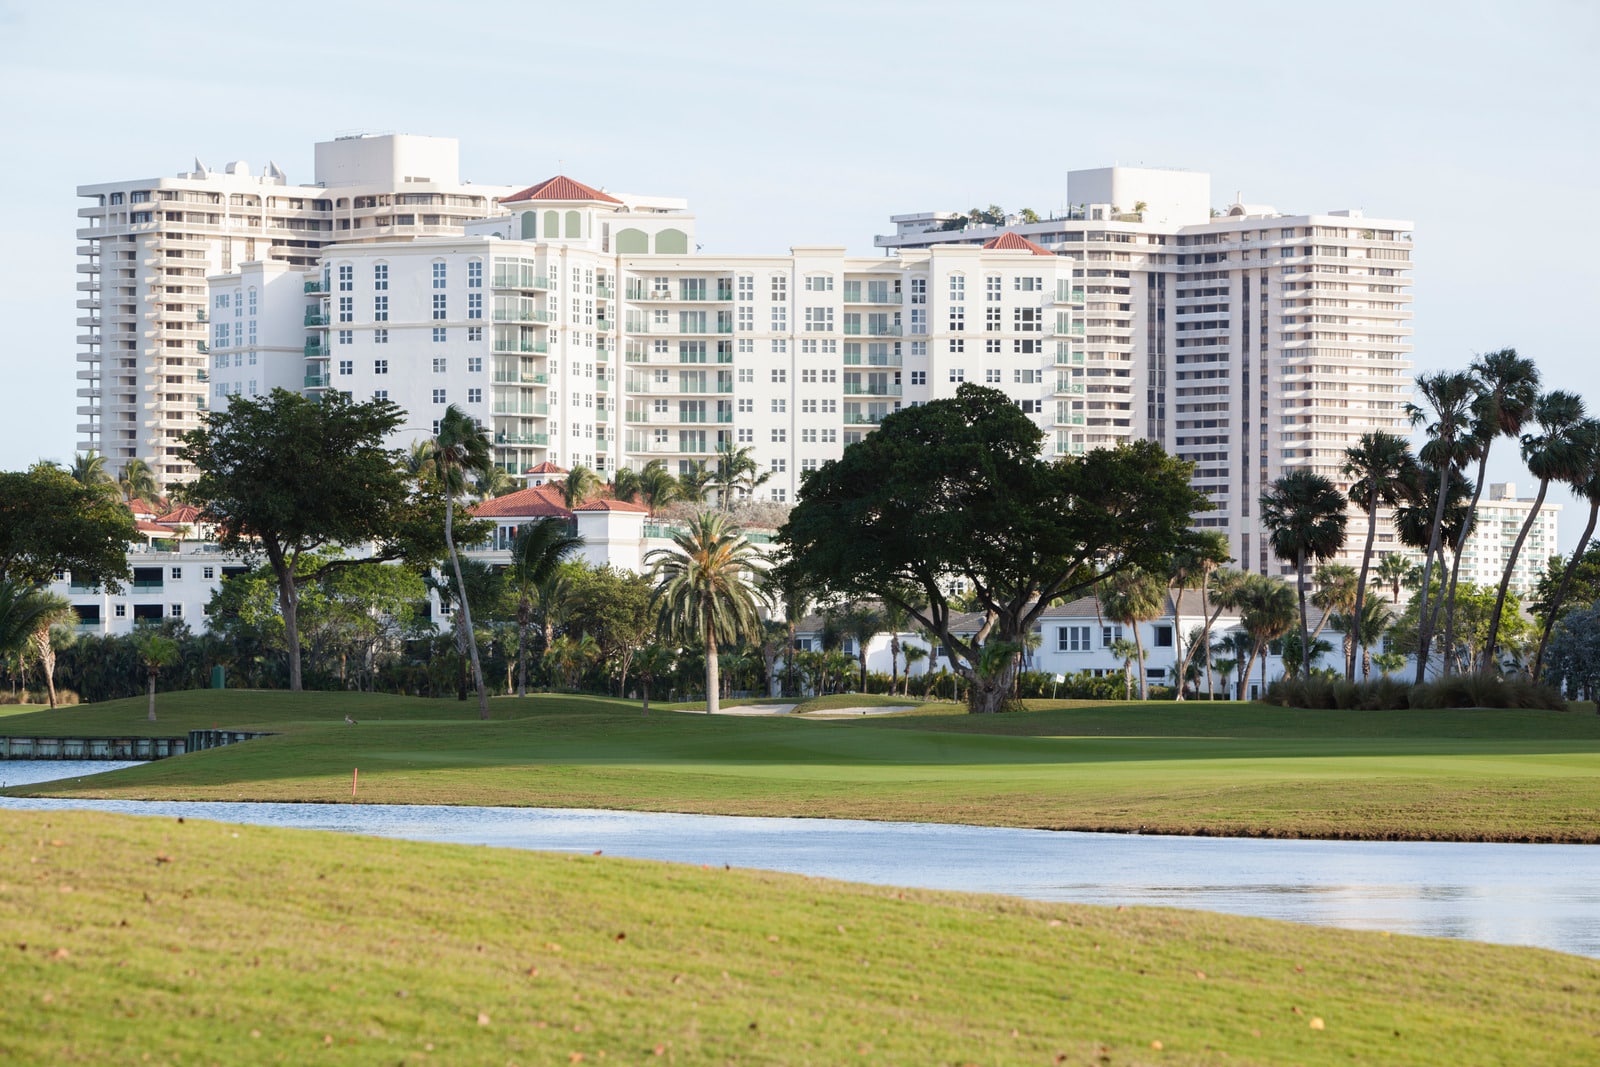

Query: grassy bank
[
  {"left": 6, "top": 691, "right": 1600, "bottom": 841},
  {"left": 3, "top": 807, "right": 1597, "bottom": 1065}
]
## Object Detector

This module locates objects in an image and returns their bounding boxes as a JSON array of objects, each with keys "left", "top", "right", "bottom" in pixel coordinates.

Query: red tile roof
[
  {"left": 134, "top": 520, "right": 177, "bottom": 535},
  {"left": 524, "top": 461, "right": 568, "bottom": 475},
  {"left": 501, "top": 176, "right": 622, "bottom": 205},
  {"left": 469, "top": 482, "right": 573, "bottom": 520},
  {"left": 981, "top": 231, "right": 1055, "bottom": 256},
  {"left": 572, "top": 499, "right": 650, "bottom": 514},
  {"left": 159, "top": 503, "right": 203, "bottom": 524}
]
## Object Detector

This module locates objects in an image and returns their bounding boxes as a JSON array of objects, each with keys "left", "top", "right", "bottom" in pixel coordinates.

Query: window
[
  {"left": 1019, "top": 399, "right": 1042, "bottom": 413},
  {"left": 985, "top": 338, "right": 1002, "bottom": 353},
  {"left": 819, "top": 369, "right": 837, "bottom": 384},
  {"left": 433, "top": 327, "right": 447, "bottom": 342},
  {"left": 1154, "top": 625, "right": 1174, "bottom": 648},
  {"left": 432, "top": 389, "right": 447, "bottom": 404},
  {"left": 801, "top": 428, "right": 817, "bottom": 443},
  {"left": 1058, "top": 625, "right": 1091, "bottom": 652},
  {"left": 949, "top": 338, "right": 965, "bottom": 353},
  {"left": 1014, "top": 307, "right": 1042, "bottom": 332},
  {"left": 985, "top": 368, "right": 1001, "bottom": 383},
  {"left": 771, "top": 398, "right": 787, "bottom": 413},
  {"left": 114, "top": 604, "right": 126, "bottom": 618},
  {"left": 468, "top": 292, "right": 483, "bottom": 319},
  {"left": 170, "top": 603, "right": 183, "bottom": 618},
  {"left": 338, "top": 264, "right": 353, "bottom": 291},
  {"left": 1014, "top": 369, "right": 1039, "bottom": 384},
  {"left": 985, "top": 307, "right": 1001, "bottom": 331},
  {"left": 737, "top": 428, "right": 753, "bottom": 443},
  {"left": 804, "top": 307, "right": 833, "bottom": 332},
  {"left": 1014, "top": 276, "right": 1042, "bottom": 292},
  {"left": 467, "top": 356, "right": 483, "bottom": 372},
  {"left": 820, "top": 399, "right": 837, "bottom": 413},
  {"left": 468, "top": 259, "right": 482, "bottom": 287},
  {"left": 805, "top": 274, "right": 834, "bottom": 291},
  {"left": 802, "top": 458, "right": 819, "bottom": 471},
  {"left": 949, "top": 275, "right": 965, "bottom": 299},
  {"left": 801, "top": 398, "right": 818, "bottom": 413},
  {"left": 738, "top": 398, "right": 754, "bottom": 413},
  {"left": 374, "top": 295, "right": 388, "bottom": 321},
  {"left": 771, "top": 428, "right": 787, "bottom": 442},
  {"left": 432, "top": 262, "right": 447, "bottom": 289},
  {"left": 738, "top": 367, "right": 754, "bottom": 383},
  {"left": 374, "top": 329, "right": 388, "bottom": 344},
  {"left": 374, "top": 359, "right": 388, "bottom": 375},
  {"left": 801, "top": 369, "right": 817, "bottom": 384},
  {"left": 337, "top": 295, "right": 353, "bottom": 321},
  {"left": 770, "top": 458, "right": 787, "bottom": 472},
  {"left": 467, "top": 387, "right": 482, "bottom": 404},
  {"left": 910, "top": 370, "right": 926, "bottom": 386},
  {"left": 468, "top": 326, "right": 482, "bottom": 341},
  {"left": 338, "top": 360, "right": 353, "bottom": 375},
  {"left": 771, "top": 339, "right": 788, "bottom": 354},
  {"left": 433, "top": 357, "right": 448, "bottom": 373},
  {"left": 949, "top": 306, "right": 965, "bottom": 331},
  {"left": 202, "top": 566, "right": 214, "bottom": 580},
  {"left": 373, "top": 389, "right": 389, "bottom": 400},
  {"left": 373, "top": 264, "right": 388, "bottom": 290},
  {"left": 986, "top": 275, "right": 1002, "bottom": 301},
  {"left": 949, "top": 368, "right": 965, "bottom": 383},
  {"left": 1101, "top": 625, "right": 1124, "bottom": 648},
  {"left": 433, "top": 293, "right": 447, "bottom": 320},
  {"left": 338, "top": 329, "right": 353, "bottom": 345},
  {"left": 771, "top": 369, "right": 787, "bottom": 383},
  {"left": 170, "top": 567, "right": 183, "bottom": 580},
  {"left": 821, "top": 428, "right": 838, "bottom": 443},
  {"left": 770, "top": 275, "right": 788, "bottom": 301}
]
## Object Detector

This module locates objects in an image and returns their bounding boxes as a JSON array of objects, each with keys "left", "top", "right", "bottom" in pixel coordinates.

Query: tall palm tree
[
  {"left": 637, "top": 460, "right": 680, "bottom": 517},
  {"left": 130, "top": 625, "right": 179, "bottom": 722},
  {"left": 401, "top": 439, "right": 438, "bottom": 488},
  {"left": 70, "top": 451, "right": 119, "bottom": 500},
  {"left": 1405, "top": 370, "right": 1477, "bottom": 683},
  {"left": 647, "top": 511, "right": 766, "bottom": 715},
  {"left": 562, "top": 464, "right": 601, "bottom": 508},
  {"left": 712, "top": 443, "right": 771, "bottom": 508},
  {"left": 118, "top": 457, "right": 158, "bottom": 504},
  {"left": 0, "top": 582, "right": 73, "bottom": 703},
  {"left": 1234, "top": 574, "right": 1298, "bottom": 700},
  {"left": 1481, "top": 392, "right": 1592, "bottom": 673},
  {"left": 1372, "top": 553, "right": 1417, "bottom": 605},
  {"left": 1166, "top": 532, "right": 1230, "bottom": 700},
  {"left": 676, "top": 461, "right": 714, "bottom": 505},
  {"left": 829, "top": 601, "right": 885, "bottom": 692},
  {"left": 1342, "top": 430, "right": 1421, "bottom": 679},
  {"left": 1101, "top": 565, "right": 1166, "bottom": 699},
  {"left": 1195, "top": 566, "right": 1246, "bottom": 700},
  {"left": 433, "top": 404, "right": 494, "bottom": 719},
  {"left": 1259, "top": 471, "right": 1348, "bottom": 679},
  {"left": 760, "top": 565, "right": 814, "bottom": 698},
  {"left": 1309, "top": 563, "right": 1359, "bottom": 676},
  {"left": 1533, "top": 421, "right": 1600, "bottom": 682},
  {"left": 508, "top": 519, "right": 583, "bottom": 696},
  {"left": 1442, "top": 351, "right": 1540, "bottom": 674}
]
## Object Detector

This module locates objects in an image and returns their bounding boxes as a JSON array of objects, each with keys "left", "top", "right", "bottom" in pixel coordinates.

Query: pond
[{"left": 7, "top": 761, "right": 1598, "bottom": 959}]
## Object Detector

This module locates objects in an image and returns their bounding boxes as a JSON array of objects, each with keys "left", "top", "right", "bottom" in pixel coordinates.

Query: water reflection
[{"left": 6, "top": 761, "right": 1598, "bottom": 958}]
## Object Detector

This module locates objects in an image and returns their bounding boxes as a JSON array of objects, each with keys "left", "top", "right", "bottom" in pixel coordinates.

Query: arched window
[
  {"left": 543, "top": 210, "right": 560, "bottom": 238},
  {"left": 655, "top": 228, "right": 689, "bottom": 255},
  {"left": 564, "top": 210, "right": 582, "bottom": 239},
  {"left": 520, "top": 211, "right": 537, "bottom": 239},
  {"left": 615, "top": 228, "right": 648, "bottom": 254}
]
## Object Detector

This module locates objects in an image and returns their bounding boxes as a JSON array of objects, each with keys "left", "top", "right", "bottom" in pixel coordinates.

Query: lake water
[{"left": 6, "top": 761, "right": 1598, "bottom": 958}]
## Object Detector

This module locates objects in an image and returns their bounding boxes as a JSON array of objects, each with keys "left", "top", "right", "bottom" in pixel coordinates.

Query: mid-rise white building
[
  {"left": 1457, "top": 483, "right": 1561, "bottom": 598},
  {"left": 75, "top": 134, "right": 516, "bottom": 487},
  {"left": 878, "top": 167, "right": 1416, "bottom": 575},
  {"left": 210, "top": 175, "right": 1078, "bottom": 503}
]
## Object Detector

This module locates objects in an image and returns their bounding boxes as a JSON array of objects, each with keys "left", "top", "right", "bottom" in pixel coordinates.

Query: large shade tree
[
  {"left": 647, "top": 511, "right": 767, "bottom": 715},
  {"left": 778, "top": 385, "right": 1205, "bottom": 713},
  {"left": 177, "top": 389, "right": 449, "bottom": 692},
  {"left": 1341, "top": 430, "right": 1420, "bottom": 679},
  {"left": 0, "top": 463, "right": 138, "bottom": 591},
  {"left": 1259, "top": 470, "right": 1348, "bottom": 679}
]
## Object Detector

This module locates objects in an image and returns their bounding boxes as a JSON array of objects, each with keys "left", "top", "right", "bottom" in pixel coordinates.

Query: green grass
[
  {"left": 7, "top": 690, "right": 1600, "bottom": 840},
  {"left": 3, "top": 807, "right": 1597, "bottom": 1065}
]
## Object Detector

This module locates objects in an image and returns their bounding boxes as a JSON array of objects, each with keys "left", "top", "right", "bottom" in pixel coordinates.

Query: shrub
[{"left": 1265, "top": 673, "right": 1567, "bottom": 711}]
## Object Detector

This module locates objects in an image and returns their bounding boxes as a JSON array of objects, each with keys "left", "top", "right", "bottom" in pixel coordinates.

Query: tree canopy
[
  {"left": 0, "top": 463, "right": 138, "bottom": 590},
  {"left": 778, "top": 384, "right": 1206, "bottom": 712}
]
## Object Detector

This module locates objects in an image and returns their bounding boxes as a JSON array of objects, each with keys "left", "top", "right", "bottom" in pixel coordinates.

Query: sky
[{"left": 1, "top": 0, "right": 1596, "bottom": 551}]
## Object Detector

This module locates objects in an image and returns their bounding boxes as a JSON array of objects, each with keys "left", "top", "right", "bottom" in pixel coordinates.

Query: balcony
[
  {"left": 196, "top": 370, "right": 208, "bottom": 382},
  {"left": 595, "top": 284, "right": 615, "bottom": 300},
  {"left": 305, "top": 343, "right": 330, "bottom": 358},
  {"left": 843, "top": 412, "right": 886, "bottom": 425},
  {"left": 304, "top": 374, "right": 329, "bottom": 388},
  {"left": 196, "top": 342, "right": 209, "bottom": 354},
  {"left": 490, "top": 339, "right": 548, "bottom": 354},
  {"left": 845, "top": 292, "right": 903, "bottom": 305},
  {"left": 491, "top": 274, "right": 551, "bottom": 290},
  {"left": 493, "top": 372, "right": 550, "bottom": 385},
  {"left": 304, "top": 279, "right": 328, "bottom": 294},
  {"left": 596, "top": 318, "right": 613, "bottom": 331},
  {"left": 495, "top": 433, "right": 550, "bottom": 446},
  {"left": 843, "top": 383, "right": 902, "bottom": 397},
  {"left": 304, "top": 312, "right": 330, "bottom": 327}
]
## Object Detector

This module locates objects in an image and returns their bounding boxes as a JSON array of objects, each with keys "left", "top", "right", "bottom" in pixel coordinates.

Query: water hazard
[{"left": 6, "top": 761, "right": 1598, "bottom": 959}]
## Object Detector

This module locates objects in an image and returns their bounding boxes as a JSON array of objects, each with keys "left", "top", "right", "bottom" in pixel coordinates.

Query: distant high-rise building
[
  {"left": 1457, "top": 483, "right": 1561, "bottom": 598},
  {"left": 74, "top": 134, "right": 516, "bottom": 487},
  {"left": 877, "top": 167, "right": 1416, "bottom": 574}
]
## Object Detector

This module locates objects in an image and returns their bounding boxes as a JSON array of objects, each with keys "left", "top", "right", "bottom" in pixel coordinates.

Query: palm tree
[
  {"left": 401, "top": 439, "right": 437, "bottom": 487},
  {"left": 1101, "top": 565, "right": 1165, "bottom": 699},
  {"left": 1482, "top": 393, "right": 1592, "bottom": 673},
  {"left": 1109, "top": 636, "right": 1141, "bottom": 700},
  {"left": 647, "top": 511, "right": 766, "bottom": 715},
  {"left": 1235, "top": 574, "right": 1298, "bottom": 700},
  {"left": 633, "top": 643, "right": 675, "bottom": 714},
  {"left": 1211, "top": 629, "right": 1253, "bottom": 700},
  {"left": 637, "top": 460, "right": 681, "bottom": 517},
  {"left": 562, "top": 464, "right": 601, "bottom": 509},
  {"left": 901, "top": 644, "right": 928, "bottom": 695},
  {"left": 1442, "top": 351, "right": 1541, "bottom": 675},
  {"left": 1405, "top": 370, "right": 1477, "bottom": 683},
  {"left": 433, "top": 404, "right": 494, "bottom": 719},
  {"left": 760, "top": 566, "right": 813, "bottom": 698},
  {"left": 508, "top": 520, "right": 583, "bottom": 696},
  {"left": 712, "top": 443, "right": 771, "bottom": 508},
  {"left": 1166, "top": 532, "right": 1230, "bottom": 700},
  {"left": 130, "top": 625, "right": 179, "bottom": 722},
  {"left": 610, "top": 466, "right": 642, "bottom": 504},
  {"left": 70, "top": 451, "right": 119, "bottom": 500},
  {"left": 1342, "top": 431, "right": 1421, "bottom": 680},
  {"left": 1372, "top": 553, "right": 1417, "bottom": 606},
  {"left": 0, "top": 582, "right": 72, "bottom": 704},
  {"left": 1260, "top": 471, "right": 1348, "bottom": 679},
  {"left": 473, "top": 465, "right": 517, "bottom": 500},
  {"left": 1308, "top": 563, "right": 1359, "bottom": 679},
  {"left": 1533, "top": 421, "right": 1600, "bottom": 682},
  {"left": 118, "top": 457, "right": 157, "bottom": 504},
  {"left": 676, "top": 462, "right": 714, "bottom": 506},
  {"left": 829, "top": 601, "right": 885, "bottom": 692},
  {"left": 1195, "top": 566, "right": 1245, "bottom": 700}
]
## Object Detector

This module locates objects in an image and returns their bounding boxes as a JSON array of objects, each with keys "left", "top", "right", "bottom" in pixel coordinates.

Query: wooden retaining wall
[{"left": 0, "top": 730, "right": 273, "bottom": 760}]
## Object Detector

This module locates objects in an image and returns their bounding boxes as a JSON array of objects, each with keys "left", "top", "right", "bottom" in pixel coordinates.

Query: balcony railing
[
  {"left": 196, "top": 342, "right": 209, "bottom": 354},
  {"left": 843, "top": 412, "right": 886, "bottom": 425},
  {"left": 304, "top": 280, "right": 327, "bottom": 294},
  {"left": 304, "top": 343, "right": 330, "bottom": 358},
  {"left": 495, "top": 433, "right": 550, "bottom": 446},
  {"left": 304, "top": 312, "right": 330, "bottom": 327},
  {"left": 843, "top": 383, "right": 902, "bottom": 396},
  {"left": 304, "top": 374, "right": 329, "bottom": 388}
]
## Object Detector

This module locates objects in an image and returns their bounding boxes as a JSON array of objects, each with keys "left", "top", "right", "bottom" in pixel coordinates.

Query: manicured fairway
[
  {"left": 7, "top": 691, "right": 1600, "bottom": 841},
  {"left": 3, "top": 807, "right": 1597, "bottom": 1066}
]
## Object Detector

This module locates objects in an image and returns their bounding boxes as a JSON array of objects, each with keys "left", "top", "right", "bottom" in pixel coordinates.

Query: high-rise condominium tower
[
  {"left": 877, "top": 167, "right": 1415, "bottom": 575},
  {"left": 74, "top": 134, "right": 515, "bottom": 487}
]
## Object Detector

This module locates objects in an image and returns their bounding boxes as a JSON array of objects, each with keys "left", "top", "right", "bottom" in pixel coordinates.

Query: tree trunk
[
  {"left": 642, "top": 680, "right": 651, "bottom": 716},
  {"left": 1483, "top": 478, "right": 1550, "bottom": 675},
  {"left": 273, "top": 562, "right": 303, "bottom": 692},
  {"left": 444, "top": 491, "right": 490, "bottom": 719},
  {"left": 1171, "top": 591, "right": 1185, "bottom": 700},
  {"left": 1350, "top": 493, "right": 1380, "bottom": 681},
  {"left": 1413, "top": 464, "right": 1455, "bottom": 684},
  {"left": 1441, "top": 449, "right": 1492, "bottom": 677},
  {"left": 1295, "top": 548, "right": 1311, "bottom": 678},
  {"left": 1133, "top": 627, "right": 1148, "bottom": 700},
  {"left": 516, "top": 595, "right": 530, "bottom": 697},
  {"left": 1200, "top": 575, "right": 1214, "bottom": 699},
  {"left": 858, "top": 649, "right": 867, "bottom": 692},
  {"left": 705, "top": 626, "right": 720, "bottom": 715},
  {"left": 1240, "top": 643, "right": 1262, "bottom": 702},
  {"left": 31, "top": 629, "right": 58, "bottom": 710},
  {"left": 146, "top": 668, "right": 157, "bottom": 722},
  {"left": 964, "top": 658, "right": 1016, "bottom": 714},
  {"left": 889, "top": 633, "right": 900, "bottom": 696},
  {"left": 1533, "top": 498, "right": 1598, "bottom": 682}
]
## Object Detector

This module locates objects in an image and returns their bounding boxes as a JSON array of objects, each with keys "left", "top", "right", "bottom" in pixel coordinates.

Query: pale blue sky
[{"left": 2, "top": 0, "right": 1596, "bottom": 550}]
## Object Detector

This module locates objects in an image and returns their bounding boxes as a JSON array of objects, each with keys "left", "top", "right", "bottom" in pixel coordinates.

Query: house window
[
  {"left": 338, "top": 330, "right": 352, "bottom": 345},
  {"left": 170, "top": 567, "right": 183, "bottom": 579},
  {"left": 374, "top": 329, "right": 388, "bottom": 344},
  {"left": 1101, "top": 625, "right": 1124, "bottom": 648},
  {"left": 433, "top": 293, "right": 447, "bottom": 320},
  {"left": 170, "top": 603, "right": 183, "bottom": 618},
  {"left": 114, "top": 604, "right": 126, "bottom": 618},
  {"left": 338, "top": 265, "right": 353, "bottom": 291},
  {"left": 468, "top": 293, "right": 483, "bottom": 319},
  {"left": 433, "top": 357, "right": 448, "bottom": 373},
  {"left": 467, "top": 388, "right": 482, "bottom": 404},
  {"left": 467, "top": 356, "right": 483, "bottom": 372},
  {"left": 1058, "top": 625, "right": 1091, "bottom": 652},
  {"left": 1154, "top": 625, "right": 1174, "bottom": 648},
  {"left": 202, "top": 566, "right": 214, "bottom": 580},
  {"left": 374, "top": 359, "right": 388, "bottom": 375},
  {"left": 374, "top": 295, "right": 388, "bottom": 321},
  {"left": 949, "top": 368, "right": 965, "bottom": 383},
  {"left": 910, "top": 371, "right": 926, "bottom": 386},
  {"left": 373, "top": 264, "right": 388, "bottom": 290},
  {"left": 338, "top": 360, "right": 353, "bottom": 375},
  {"left": 467, "top": 260, "right": 482, "bottom": 287},
  {"left": 433, "top": 389, "right": 446, "bottom": 404},
  {"left": 433, "top": 327, "right": 447, "bottom": 342},
  {"left": 432, "top": 262, "right": 447, "bottom": 289},
  {"left": 467, "top": 326, "right": 482, "bottom": 341}
]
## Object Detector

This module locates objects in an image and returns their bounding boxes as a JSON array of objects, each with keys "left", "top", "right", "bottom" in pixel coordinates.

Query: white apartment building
[
  {"left": 75, "top": 134, "right": 516, "bottom": 487},
  {"left": 210, "top": 175, "right": 1078, "bottom": 502},
  {"left": 878, "top": 167, "right": 1415, "bottom": 576},
  {"left": 1457, "top": 483, "right": 1561, "bottom": 598}
]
